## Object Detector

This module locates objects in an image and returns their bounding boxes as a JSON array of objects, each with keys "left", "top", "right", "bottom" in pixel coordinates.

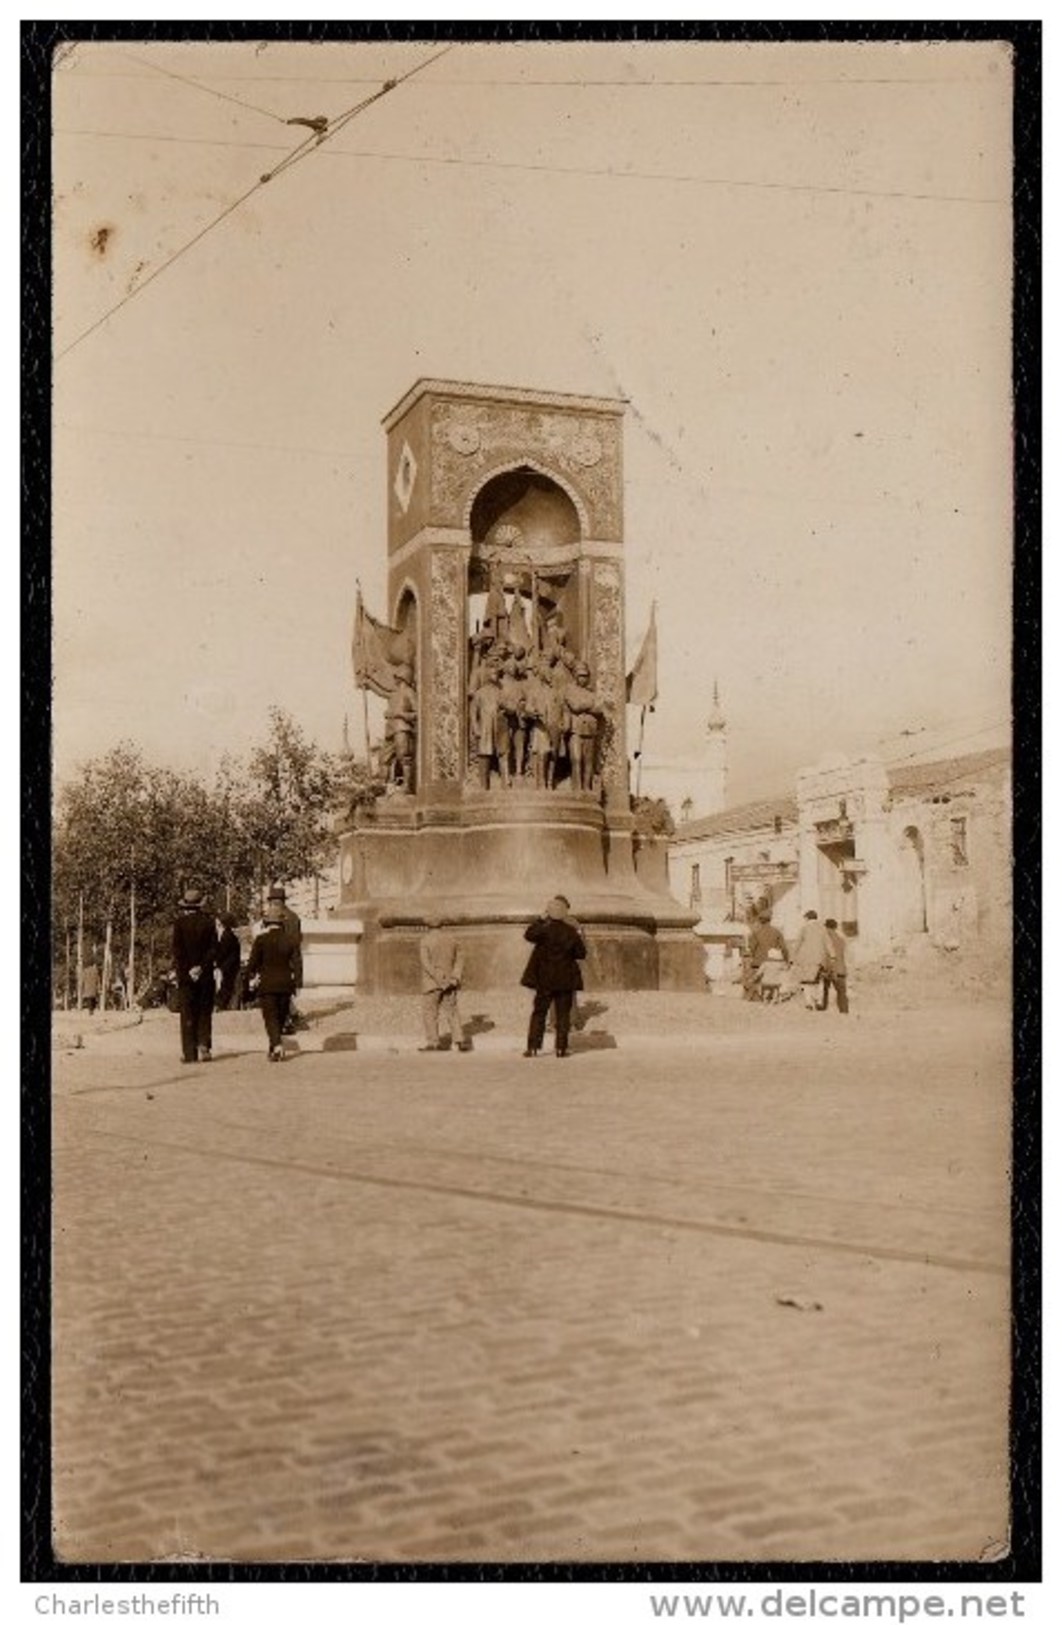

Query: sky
[{"left": 51, "top": 36, "right": 1014, "bottom": 808}]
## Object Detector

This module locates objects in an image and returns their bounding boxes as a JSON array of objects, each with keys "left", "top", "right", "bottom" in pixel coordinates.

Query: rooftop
[
  {"left": 671, "top": 794, "right": 798, "bottom": 845},
  {"left": 886, "top": 745, "right": 1011, "bottom": 798},
  {"left": 669, "top": 745, "right": 1011, "bottom": 844}
]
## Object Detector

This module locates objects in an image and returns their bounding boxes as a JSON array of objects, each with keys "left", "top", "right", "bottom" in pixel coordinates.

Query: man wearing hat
[
  {"left": 246, "top": 900, "right": 302, "bottom": 1062},
  {"left": 792, "top": 909, "right": 833, "bottom": 1011},
  {"left": 215, "top": 912, "right": 242, "bottom": 1011},
  {"left": 172, "top": 887, "right": 217, "bottom": 1063},
  {"left": 265, "top": 884, "right": 303, "bottom": 1032},
  {"left": 520, "top": 895, "right": 587, "bottom": 1059}
]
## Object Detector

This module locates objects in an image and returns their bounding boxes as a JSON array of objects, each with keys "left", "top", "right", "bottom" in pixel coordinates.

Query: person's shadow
[{"left": 572, "top": 998, "right": 609, "bottom": 1032}]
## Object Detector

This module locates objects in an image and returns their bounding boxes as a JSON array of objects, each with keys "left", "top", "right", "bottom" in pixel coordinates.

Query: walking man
[
  {"left": 266, "top": 884, "right": 303, "bottom": 1032},
  {"left": 246, "top": 900, "right": 301, "bottom": 1062},
  {"left": 791, "top": 909, "right": 832, "bottom": 1012},
  {"left": 215, "top": 912, "right": 241, "bottom": 1011},
  {"left": 821, "top": 917, "right": 850, "bottom": 1013},
  {"left": 745, "top": 910, "right": 789, "bottom": 1001},
  {"left": 521, "top": 895, "right": 587, "bottom": 1059},
  {"left": 172, "top": 887, "right": 217, "bottom": 1062},
  {"left": 418, "top": 915, "right": 471, "bottom": 1052}
]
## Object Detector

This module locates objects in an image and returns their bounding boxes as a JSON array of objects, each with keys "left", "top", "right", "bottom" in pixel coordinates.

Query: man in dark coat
[
  {"left": 821, "top": 917, "right": 849, "bottom": 1014},
  {"left": 266, "top": 884, "right": 303, "bottom": 1032},
  {"left": 172, "top": 887, "right": 217, "bottom": 1063},
  {"left": 246, "top": 901, "right": 301, "bottom": 1062},
  {"left": 215, "top": 913, "right": 242, "bottom": 1010},
  {"left": 744, "top": 912, "right": 790, "bottom": 1001},
  {"left": 520, "top": 895, "right": 587, "bottom": 1059}
]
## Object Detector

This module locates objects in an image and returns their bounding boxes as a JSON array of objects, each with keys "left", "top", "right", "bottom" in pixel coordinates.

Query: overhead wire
[
  {"left": 54, "top": 43, "right": 454, "bottom": 363},
  {"left": 121, "top": 49, "right": 292, "bottom": 126},
  {"left": 54, "top": 127, "right": 1005, "bottom": 207}
]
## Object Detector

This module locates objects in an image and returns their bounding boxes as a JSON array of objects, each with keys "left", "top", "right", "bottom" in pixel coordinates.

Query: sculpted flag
[
  {"left": 626, "top": 602, "right": 658, "bottom": 707},
  {"left": 352, "top": 590, "right": 411, "bottom": 698}
]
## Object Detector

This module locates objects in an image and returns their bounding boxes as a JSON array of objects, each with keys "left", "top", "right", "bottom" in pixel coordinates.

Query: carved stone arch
[
  {"left": 460, "top": 457, "right": 590, "bottom": 539},
  {"left": 391, "top": 576, "right": 420, "bottom": 633}
]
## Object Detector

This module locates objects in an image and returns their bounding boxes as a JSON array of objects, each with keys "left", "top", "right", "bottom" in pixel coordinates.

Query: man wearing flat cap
[{"left": 172, "top": 887, "right": 217, "bottom": 1063}]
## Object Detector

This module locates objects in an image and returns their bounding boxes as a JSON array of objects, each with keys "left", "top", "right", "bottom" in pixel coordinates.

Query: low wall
[{"left": 301, "top": 918, "right": 362, "bottom": 989}]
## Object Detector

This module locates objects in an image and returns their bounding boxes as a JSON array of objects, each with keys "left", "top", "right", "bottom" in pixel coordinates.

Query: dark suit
[
  {"left": 172, "top": 908, "right": 217, "bottom": 1061},
  {"left": 247, "top": 924, "right": 301, "bottom": 1053},
  {"left": 215, "top": 926, "right": 241, "bottom": 1010},
  {"left": 822, "top": 926, "right": 849, "bottom": 1013},
  {"left": 521, "top": 917, "right": 586, "bottom": 1055}
]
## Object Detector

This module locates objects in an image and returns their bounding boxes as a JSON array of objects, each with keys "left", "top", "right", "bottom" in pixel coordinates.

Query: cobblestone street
[{"left": 51, "top": 996, "right": 1011, "bottom": 1566}]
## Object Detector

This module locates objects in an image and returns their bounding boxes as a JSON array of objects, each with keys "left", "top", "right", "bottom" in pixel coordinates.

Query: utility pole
[
  {"left": 76, "top": 891, "right": 84, "bottom": 1012},
  {"left": 127, "top": 865, "right": 136, "bottom": 1009}
]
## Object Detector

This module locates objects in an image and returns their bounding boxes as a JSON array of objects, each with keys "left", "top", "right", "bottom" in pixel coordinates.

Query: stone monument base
[{"left": 335, "top": 789, "right": 702, "bottom": 993}]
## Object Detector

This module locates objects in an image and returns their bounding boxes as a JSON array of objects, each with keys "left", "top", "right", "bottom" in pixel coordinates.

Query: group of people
[
  {"left": 171, "top": 884, "right": 303, "bottom": 1064},
  {"left": 743, "top": 908, "right": 849, "bottom": 1013},
  {"left": 419, "top": 895, "right": 587, "bottom": 1060},
  {"left": 467, "top": 630, "right": 610, "bottom": 793}
]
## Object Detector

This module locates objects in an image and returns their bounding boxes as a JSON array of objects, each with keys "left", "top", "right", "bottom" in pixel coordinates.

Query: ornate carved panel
[
  {"left": 430, "top": 402, "right": 621, "bottom": 538},
  {"left": 591, "top": 562, "right": 625, "bottom": 790},
  {"left": 429, "top": 549, "right": 465, "bottom": 782}
]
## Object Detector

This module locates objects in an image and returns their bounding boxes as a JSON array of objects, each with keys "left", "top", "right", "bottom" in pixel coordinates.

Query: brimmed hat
[
  {"left": 267, "top": 884, "right": 287, "bottom": 901},
  {"left": 180, "top": 887, "right": 204, "bottom": 909}
]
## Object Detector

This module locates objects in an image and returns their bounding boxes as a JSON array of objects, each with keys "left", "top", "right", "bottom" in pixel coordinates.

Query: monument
[{"left": 335, "top": 379, "right": 702, "bottom": 992}]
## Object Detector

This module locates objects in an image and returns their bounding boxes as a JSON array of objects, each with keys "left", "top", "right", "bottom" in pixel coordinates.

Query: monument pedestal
[{"left": 336, "top": 788, "right": 701, "bottom": 992}]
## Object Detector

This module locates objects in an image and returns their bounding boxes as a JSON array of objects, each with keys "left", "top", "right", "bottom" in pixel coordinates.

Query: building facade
[{"left": 668, "top": 746, "right": 1011, "bottom": 956}]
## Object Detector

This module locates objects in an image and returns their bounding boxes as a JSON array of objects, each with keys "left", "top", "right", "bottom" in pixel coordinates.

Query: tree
[
  {"left": 51, "top": 712, "right": 344, "bottom": 1001},
  {"left": 237, "top": 709, "right": 341, "bottom": 904}
]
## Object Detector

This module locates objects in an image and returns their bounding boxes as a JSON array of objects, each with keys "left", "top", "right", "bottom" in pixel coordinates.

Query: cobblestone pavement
[{"left": 51, "top": 997, "right": 1011, "bottom": 1566}]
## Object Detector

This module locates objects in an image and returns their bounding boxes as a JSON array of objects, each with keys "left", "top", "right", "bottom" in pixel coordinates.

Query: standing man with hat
[
  {"left": 520, "top": 895, "right": 587, "bottom": 1059},
  {"left": 172, "top": 887, "right": 217, "bottom": 1063},
  {"left": 266, "top": 883, "right": 303, "bottom": 1031}
]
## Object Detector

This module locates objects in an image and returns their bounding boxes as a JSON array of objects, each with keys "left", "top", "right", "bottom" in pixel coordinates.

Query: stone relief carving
[
  {"left": 591, "top": 561, "right": 625, "bottom": 790},
  {"left": 430, "top": 402, "right": 621, "bottom": 537},
  {"left": 429, "top": 549, "right": 465, "bottom": 782}
]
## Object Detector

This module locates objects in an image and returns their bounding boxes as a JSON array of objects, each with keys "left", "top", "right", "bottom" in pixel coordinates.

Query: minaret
[{"left": 702, "top": 679, "right": 728, "bottom": 815}]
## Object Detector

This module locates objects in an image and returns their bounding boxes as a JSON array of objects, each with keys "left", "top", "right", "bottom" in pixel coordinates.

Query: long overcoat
[
  {"left": 791, "top": 918, "right": 832, "bottom": 984},
  {"left": 520, "top": 918, "right": 586, "bottom": 995}
]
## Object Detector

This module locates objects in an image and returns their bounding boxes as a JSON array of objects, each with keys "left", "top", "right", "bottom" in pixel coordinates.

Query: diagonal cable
[
  {"left": 55, "top": 43, "right": 453, "bottom": 363},
  {"left": 122, "top": 48, "right": 292, "bottom": 127}
]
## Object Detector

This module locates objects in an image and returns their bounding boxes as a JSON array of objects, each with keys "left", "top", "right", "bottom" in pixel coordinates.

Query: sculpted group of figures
[
  {"left": 381, "top": 596, "right": 612, "bottom": 795},
  {"left": 467, "top": 620, "right": 610, "bottom": 793}
]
